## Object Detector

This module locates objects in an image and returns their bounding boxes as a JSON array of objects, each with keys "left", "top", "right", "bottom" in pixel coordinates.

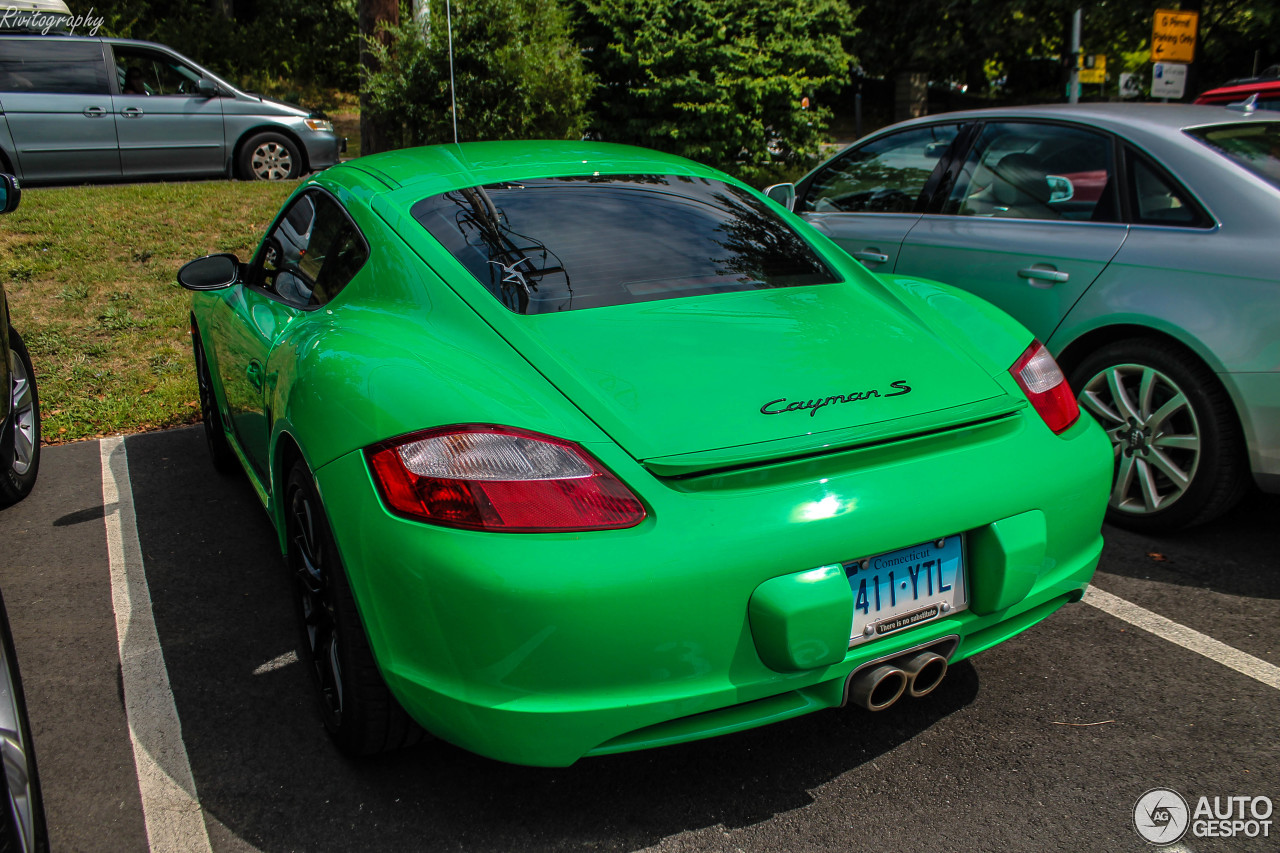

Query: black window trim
[
  {"left": 248, "top": 186, "right": 371, "bottom": 311},
  {"left": 1121, "top": 143, "right": 1216, "bottom": 230}
]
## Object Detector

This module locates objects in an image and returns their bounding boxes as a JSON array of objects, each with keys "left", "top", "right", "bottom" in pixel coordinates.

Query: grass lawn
[{"left": 3, "top": 180, "right": 296, "bottom": 444}]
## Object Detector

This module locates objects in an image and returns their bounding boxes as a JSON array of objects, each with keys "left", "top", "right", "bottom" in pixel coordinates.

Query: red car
[{"left": 1194, "top": 75, "right": 1280, "bottom": 111}]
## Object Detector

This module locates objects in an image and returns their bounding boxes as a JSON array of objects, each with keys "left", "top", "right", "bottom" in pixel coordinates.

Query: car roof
[
  {"left": 882, "top": 102, "right": 1280, "bottom": 140},
  {"left": 338, "top": 140, "right": 726, "bottom": 195}
]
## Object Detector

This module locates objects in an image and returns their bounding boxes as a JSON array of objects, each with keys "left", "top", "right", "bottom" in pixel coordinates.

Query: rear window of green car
[
  {"left": 411, "top": 175, "right": 840, "bottom": 314},
  {"left": 1186, "top": 122, "right": 1280, "bottom": 191}
]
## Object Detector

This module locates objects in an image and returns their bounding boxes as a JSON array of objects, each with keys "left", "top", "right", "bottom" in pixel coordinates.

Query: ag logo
[{"left": 1134, "top": 788, "right": 1190, "bottom": 845}]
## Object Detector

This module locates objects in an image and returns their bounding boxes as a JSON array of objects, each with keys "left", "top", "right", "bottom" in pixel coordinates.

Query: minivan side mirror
[
  {"left": 763, "top": 182, "right": 796, "bottom": 212},
  {"left": 178, "top": 253, "right": 240, "bottom": 291},
  {"left": 196, "top": 78, "right": 218, "bottom": 98},
  {"left": 0, "top": 174, "right": 21, "bottom": 215}
]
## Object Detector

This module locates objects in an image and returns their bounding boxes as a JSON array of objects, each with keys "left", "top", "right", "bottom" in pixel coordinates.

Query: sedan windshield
[
  {"left": 411, "top": 175, "right": 840, "bottom": 314},
  {"left": 1186, "top": 122, "right": 1280, "bottom": 191}
]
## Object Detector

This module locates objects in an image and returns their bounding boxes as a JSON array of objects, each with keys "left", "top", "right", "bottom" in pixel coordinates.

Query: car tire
[
  {"left": 1070, "top": 338, "right": 1248, "bottom": 532},
  {"left": 238, "top": 132, "right": 302, "bottom": 181},
  {"left": 191, "top": 325, "right": 236, "bottom": 475},
  {"left": 0, "top": 328, "right": 39, "bottom": 508},
  {"left": 0, "top": 590, "right": 49, "bottom": 853},
  {"left": 284, "top": 459, "right": 426, "bottom": 756}
]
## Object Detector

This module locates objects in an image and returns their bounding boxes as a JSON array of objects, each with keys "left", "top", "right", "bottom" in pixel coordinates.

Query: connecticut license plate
[{"left": 846, "top": 535, "right": 967, "bottom": 647}]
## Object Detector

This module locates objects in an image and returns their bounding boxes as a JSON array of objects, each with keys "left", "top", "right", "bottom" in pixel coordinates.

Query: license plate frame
[{"left": 846, "top": 535, "right": 967, "bottom": 647}]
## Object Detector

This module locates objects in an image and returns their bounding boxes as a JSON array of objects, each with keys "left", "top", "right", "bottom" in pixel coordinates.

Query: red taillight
[
  {"left": 365, "top": 425, "right": 647, "bottom": 532},
  {"left": 1010, "top": 341, "right": 1080, "bottom": 435}
]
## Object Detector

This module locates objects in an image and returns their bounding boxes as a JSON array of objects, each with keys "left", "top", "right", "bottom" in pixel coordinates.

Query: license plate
[{"left": 846, "top": 535, "right": 967, "bottom": 646}]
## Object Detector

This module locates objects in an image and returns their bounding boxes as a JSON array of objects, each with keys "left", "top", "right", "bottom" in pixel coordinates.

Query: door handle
[
  {"left": 83, "top": 106, "right": 106, "bottom": 118},
  {"left": 120, "top": 106, "right": 144, "bottom": 118},
  {"left": 246, "top": 361, "right": 264, "bottom": 391},
  {"left": 1018, "top": 266, "right": 1070, "bottom": 286},
  {"left": 851, "top": 250, "right": 890, "bottom": 265}
]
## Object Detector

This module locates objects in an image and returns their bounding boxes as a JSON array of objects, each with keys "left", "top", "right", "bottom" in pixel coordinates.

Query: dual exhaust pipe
[{"left": 846, "top": 649, "right": 950, "bottom": 712}]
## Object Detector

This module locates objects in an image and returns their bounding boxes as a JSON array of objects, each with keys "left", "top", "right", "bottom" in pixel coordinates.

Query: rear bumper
[{"left": 315, "top": 410, "right": 1112, "bottom": 766}]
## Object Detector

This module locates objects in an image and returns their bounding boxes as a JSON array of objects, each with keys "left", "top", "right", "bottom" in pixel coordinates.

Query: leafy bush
[
  {"left": 361, "top": 0, "right": 594, "bottom": 148},
  {"left": 574, "top": 0, "right": 855, "bottom": 181}
]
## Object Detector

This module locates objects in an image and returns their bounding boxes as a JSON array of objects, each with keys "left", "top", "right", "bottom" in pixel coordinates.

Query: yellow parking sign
[
  {"left": 1151, "top": 9, "right": 1198, "bottom": 63},
  {"left": 1078, "top": 54, "right": 1106, "bottom": 85}
]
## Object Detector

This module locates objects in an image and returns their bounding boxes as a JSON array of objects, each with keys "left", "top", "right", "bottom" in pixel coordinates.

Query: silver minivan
[{"left": 0, "top": 32, "right": 344, "bottom": 183}]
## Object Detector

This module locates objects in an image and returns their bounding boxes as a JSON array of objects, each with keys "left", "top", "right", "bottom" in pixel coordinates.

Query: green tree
[
  {"left": 575, "top": 0, "right": 855, "bottom": 181},
  {"left": 361, "top": 0, "right": 594, "bottom": 148}
]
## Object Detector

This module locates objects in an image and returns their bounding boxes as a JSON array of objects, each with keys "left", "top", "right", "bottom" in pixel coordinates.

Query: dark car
[
  {"left": 0, "top": 173, "right": 38, "bottom": 506},
  {"left": 0, "top": 170, "right": 47, "bottom": 852}
]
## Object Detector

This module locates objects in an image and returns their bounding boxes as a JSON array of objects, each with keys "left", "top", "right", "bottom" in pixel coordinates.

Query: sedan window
[
  {"left": 944, "top": 122, "right": 1119, "bottom": 222},
  {"left": 1186, "top": 121, "right": 1280, "bottom": 192},
  {"left": 799, "top": 124, "right": 960, "bottom": 214}
]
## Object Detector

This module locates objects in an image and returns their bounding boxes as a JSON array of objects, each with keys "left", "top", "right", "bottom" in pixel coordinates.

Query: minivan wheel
[
  {"left": 0, "top": 328, "right": 39, "bottom": 508},
  {"left": 1071, "top": 339, "right": 1247, "bottom": 532},
  {"left": 239, "top": 132, "right": 302, "bottom": 181}
]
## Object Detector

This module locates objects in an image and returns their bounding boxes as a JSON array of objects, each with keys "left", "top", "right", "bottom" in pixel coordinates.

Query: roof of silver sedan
[{"left": 891, "top": 102, "right": 1279, "bottom": 135}]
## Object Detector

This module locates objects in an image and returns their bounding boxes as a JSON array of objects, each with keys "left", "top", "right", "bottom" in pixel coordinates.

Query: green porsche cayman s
[{"left": 179, "top": 141, "right": 1112, "bottom": 767}]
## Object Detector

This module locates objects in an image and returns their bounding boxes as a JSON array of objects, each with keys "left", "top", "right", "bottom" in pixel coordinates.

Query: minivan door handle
[
  {"left": 120, "top": 106, "right": 144, "bottom": 118},
  {"left": 83, "top": 106, "right": 106, "bottom": 118}
]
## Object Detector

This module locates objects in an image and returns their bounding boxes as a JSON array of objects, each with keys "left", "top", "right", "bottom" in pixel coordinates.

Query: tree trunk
[{"left": 359, "top": 0, "right": 400, "bottom": 156}]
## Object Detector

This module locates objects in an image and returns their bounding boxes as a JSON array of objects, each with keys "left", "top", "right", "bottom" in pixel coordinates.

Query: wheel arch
[
  {"left": 271, "top": 430, "right": 306, "bottom": 554},
  {"left": 233, "top": 126, "right": 310, "bottom": 178}
]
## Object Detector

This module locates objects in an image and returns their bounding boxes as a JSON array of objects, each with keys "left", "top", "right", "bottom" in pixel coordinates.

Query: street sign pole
[{"left": 1069, "top": 7, "right": 1082, "bottom": 104}]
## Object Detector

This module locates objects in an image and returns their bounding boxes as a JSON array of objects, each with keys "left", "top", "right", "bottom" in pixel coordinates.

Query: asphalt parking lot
[{"left": 2, "top": 425, "right": 1277, "bottom": 852}]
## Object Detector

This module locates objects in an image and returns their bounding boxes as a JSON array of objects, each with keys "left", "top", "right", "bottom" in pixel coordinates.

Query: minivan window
[
  {"left": 0, "top": 39, "right": 108, "bottom": 94},
  {"left": 411, "top": 175, "right": 841, "bottom": 315},
  {"left": 1186, "top": 122, "right": 1280, "bottom": 191},
  {"left": 113, "top": 47, "right": 202, "bottom": 96}
]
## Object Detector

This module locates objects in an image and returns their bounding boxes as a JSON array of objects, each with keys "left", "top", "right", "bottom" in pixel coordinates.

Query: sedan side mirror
[
  {"left": 197, "top": 78, "right": 218, "bottom": 98},
  {"left": 178, "top": 253, "right": 241, "bottom": 291},
  {"left": 0, "top": 174, "right": 21, "bottom": 215},
  {"left": 763, "top": 182, "right": 796, "bottom": 212}
]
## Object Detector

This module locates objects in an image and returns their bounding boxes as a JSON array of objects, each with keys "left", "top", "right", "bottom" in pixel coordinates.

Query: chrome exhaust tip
[
  {"left": 900, "top": 651, "right": 948, "bottom": 698},
  {"left": 846, "top": 664, "right": 908, "bottom": 711}
]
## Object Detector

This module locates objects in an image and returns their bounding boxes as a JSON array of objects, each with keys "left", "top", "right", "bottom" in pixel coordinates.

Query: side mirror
[
  {"left": 197, "top": 78, "right": 218, "bottom": 98},
  {"left": 178, "top": 253, "right": 240, "bottom": 291},
  {"left": 0, "top": 174, "right": 21, "bottom": 215},
  {"left": 1046, "top": 175, "right": 1075, "bottom": 203},
  {"left": 763, "top": 182, "right": 796, "bottom": 212}
]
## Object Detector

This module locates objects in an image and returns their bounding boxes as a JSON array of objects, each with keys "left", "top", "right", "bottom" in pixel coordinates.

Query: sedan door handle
[
  {"left": 246, "top": 361, "right": 264, "bottom": 391},
  {"left": 851, "top": 250, "right": 890, "bottom": 265},
  {"left": 83, "top": 106, "right": 107, "bottom": 118},
  {"left": 1018, "top": 265, "right": 1070, "bottom": 286},
  {"left": 120, "top": 106, "right": 144, "bottom": 118}
]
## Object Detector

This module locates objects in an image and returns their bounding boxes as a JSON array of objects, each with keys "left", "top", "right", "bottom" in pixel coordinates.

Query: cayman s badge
[{"left": 760, "top": 381, "right": 912, "bottom": 417}]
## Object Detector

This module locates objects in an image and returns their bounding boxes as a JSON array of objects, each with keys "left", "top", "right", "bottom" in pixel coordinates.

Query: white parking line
[
  {"left": 100, "top": 437, "right": 214, "bottom": 853},
  {"left": 1084, "top": 585, "right": 1280, "bottom": 691}
]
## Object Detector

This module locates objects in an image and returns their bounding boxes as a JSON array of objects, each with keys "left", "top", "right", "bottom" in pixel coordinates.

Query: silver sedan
[{"left": 769, "top": 103, "right": 1280, "bottom": 531}]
